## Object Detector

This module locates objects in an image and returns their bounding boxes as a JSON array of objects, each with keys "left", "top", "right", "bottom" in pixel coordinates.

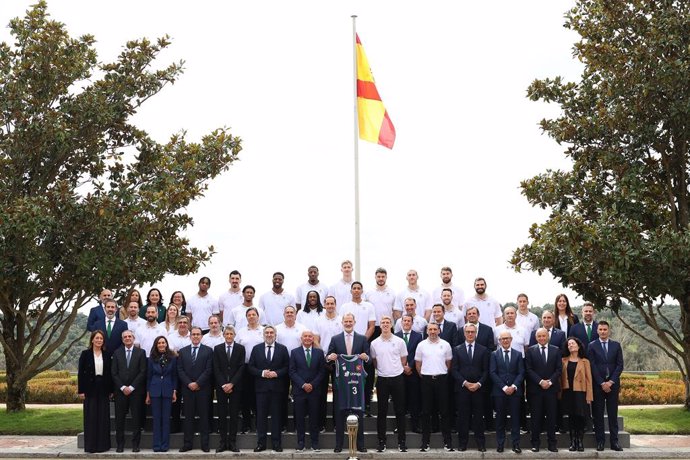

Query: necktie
[
  {"left": 467, "top": 344, "right": 473, "bottom": 361},
  {"left": 192, "top": 346, "right": 198, "bottom": 364},
  {"left": 403, "top": 332, "right": 409, "bottom": 345},
  {"left": 547, "top": 329, "right": 552, "bottom": 343},
  {"left": 586, "top": 324, "right": 592, "bottom": 341},
  {"left": 346, "top": 334, "right": 353, "bottom": 355},
  {"left": 226, "top": 345, "right": 232, "bottom": 361},
  {"left": 602, "top": 341, "right": 608, "bottom": 356},
  {"left": 439, "top": 323, "right": 443, "bottom": 333},
  {"left": 504, "top": 350, "right": 510, "bottom": 366},
  {"left": 541, "top": 346, "right": 547, "bottom": 363},
  {"left": 126, "top": 348, "right": 131, "bottom": 368},
  {"left": 306, "top": 348, "right": 312, "bottom": 367},
  {"left": 267, "top": 345, "right": 272, "bottom": 362},
  {"left": 107, "top": 320, "right": 112, "bottom": 338}
]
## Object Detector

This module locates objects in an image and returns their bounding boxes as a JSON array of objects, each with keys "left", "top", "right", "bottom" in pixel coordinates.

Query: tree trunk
[{"left": 4, "top": 359, "right": 27, "bottom": 412}]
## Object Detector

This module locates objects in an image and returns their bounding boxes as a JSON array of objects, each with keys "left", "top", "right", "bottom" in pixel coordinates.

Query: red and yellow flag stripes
[{"left": 356, "top": 34, "right": 396, "bottom": 149}]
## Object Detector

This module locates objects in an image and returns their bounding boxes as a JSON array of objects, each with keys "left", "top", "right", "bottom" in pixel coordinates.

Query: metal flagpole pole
[{"left": 352, "top": 14, "right": 361, "bottom": 281}]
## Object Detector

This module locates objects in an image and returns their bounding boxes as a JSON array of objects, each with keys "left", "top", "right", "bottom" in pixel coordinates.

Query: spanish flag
[{"left": 356, "top": 34, "right": 396, "bottom": 149}]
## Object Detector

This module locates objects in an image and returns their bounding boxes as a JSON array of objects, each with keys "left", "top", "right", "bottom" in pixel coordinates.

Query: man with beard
[
  {"left": 135, "top": 305, "right": 167, "bottom": 356},
  {"left": 569, "top": 301, "right": 599, "bottom": 353},
  {"left": 365, "top": 267, "right": 396, "bottom": 334},
  {"left": 393, "top": 298, "right": 428, "bottom": 334},
  {"left": 441, "top": 288, "right": 464, "bottom": 329},
  {"left": 219, "top": 270, "right": 243, "bottom": 325},
  {"left": 295, "top": 266, "right": 328, "bottom": 310},
  {"left": 463, "top": 277, "right": 503, "bottom": 329},
  {"left": 259, "top": 272, "right": 296, "bottom": 326},
  {"left": 395, "top": 270, "right": 433, "bottom": 321},
  {"left": 123, "top": 299, "right": 147, "bottom": 337},
  {"left": 94, "top": 299, "right": 127, "bottom": 356},
  {"left": 432, "top": 267, "right": 465, "bottom": 309}
]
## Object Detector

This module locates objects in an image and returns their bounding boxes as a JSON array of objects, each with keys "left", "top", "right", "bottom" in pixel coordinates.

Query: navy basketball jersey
[{"left": 334, "top": 355, "right": 367, "bottom": 411}]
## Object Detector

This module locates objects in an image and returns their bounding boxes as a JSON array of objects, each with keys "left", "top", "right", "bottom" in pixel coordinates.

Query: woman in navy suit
[
  {"left": 146, "top": 336, "right": 178, "bottom": 452},
  {"left": 78, "top": 330, "right": 112, "bottom": 453}
]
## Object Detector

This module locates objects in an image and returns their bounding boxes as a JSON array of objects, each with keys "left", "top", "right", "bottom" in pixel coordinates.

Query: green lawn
[
  {"left": 0, "top": 408, "right": 82, "bottom": 435},
  {"left": 619, "top": 407, "right": 690, "bottom": 434},
  {"left": 0, "top": 406, "right": 687, "bottom": 436}
]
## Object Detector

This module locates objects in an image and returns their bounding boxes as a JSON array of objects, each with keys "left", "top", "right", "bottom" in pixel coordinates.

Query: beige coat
[{"left": 559, "top": 357, "right": 593, "bottom": 403}]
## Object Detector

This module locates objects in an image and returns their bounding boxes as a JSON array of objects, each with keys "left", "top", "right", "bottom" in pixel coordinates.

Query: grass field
[
  {"left": 0, "top": 408, "right": 82, "bottom": 435},
  {"left": 619, "top": 407, "right": 690, "bottom": 434},
  {"left": 0, "top": 406, "right": 687, "bottom": 436}
]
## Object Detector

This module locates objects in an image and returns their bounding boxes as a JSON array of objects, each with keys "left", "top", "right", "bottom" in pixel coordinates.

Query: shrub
[
  {"left": 0, "top": 374, "right": 79, "bottom": 404},
  {"left": 619, "top": 376, "right": 684, "bottom": 405},
  {"left": 657, "top": 371, "right": 683, "bottom": 381}
]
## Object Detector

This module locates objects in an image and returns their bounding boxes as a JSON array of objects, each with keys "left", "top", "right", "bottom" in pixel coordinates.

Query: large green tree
[
  {"left": 512, "top": 0, "right": 690, "bottom": 409},
  {"left": 0, "top": 2, "right": 241, "bottom": 411}
]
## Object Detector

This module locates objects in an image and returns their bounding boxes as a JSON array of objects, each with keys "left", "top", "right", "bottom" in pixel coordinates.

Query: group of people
[{"left": 78, "top": 262, "right": 625, "bottom": 453}]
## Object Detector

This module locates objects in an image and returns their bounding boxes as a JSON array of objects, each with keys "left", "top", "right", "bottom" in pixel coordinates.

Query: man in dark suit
[
  {"left": 569, "top": 301, "right": 599, "bottom": 353},
  {"left": 327, "top": 312, "right": 370, "bottom": 453},
  {"left": 213, "top": 326, "right": 245, "bottom": 453},
  {"left": 111, "top": 329, "right": 147, "bottom": 452},
  {"left": 177, "top": 327, "right": 213, "bottom": 452},
  {"left": 94, "top": 299, "right": 128, "bottom": 356},
  {"left": 248, "top": 325, "right": 290, "bottom": 452},
  {"left": 587, "top": 320, "right": 624, "bottom": 451},
  {"left": 525, "top": 327, "right": 562, "bottom": 452},
  {"left": 458, "top": 306, "right": 496, "bottom": 430},
  {"left": 428, "top": 304, "right": 458, "bottom": 346},
  {"left": 529, "top": 310, "right": 566, "bottom": 351},
  {"left": 451, "top": 323, "right": 489, "bottom": 452},
  {"left": 289, "top": 329, "right": 326, "bottom": 452},
  {"left": 490, "top": 330, "right": 525, "bottom": 453},
  {"left": 395, "top": 314, "right": 423, "bottom": 433},
  {"left": 86, "top": 289, "right": 112, "bottom": 332}
]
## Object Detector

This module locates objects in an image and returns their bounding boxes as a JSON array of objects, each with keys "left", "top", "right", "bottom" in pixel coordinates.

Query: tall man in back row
[{"left": 327, "top": 313, "right": 370, "bottom": 454}]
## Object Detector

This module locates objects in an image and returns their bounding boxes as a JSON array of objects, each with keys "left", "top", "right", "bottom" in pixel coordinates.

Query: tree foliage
[
  {"left": 511, "top": 0, "right": 690, "bottom": 408},
  {"left": 0, "top": 2, "right": 242, "bottom": 411}
]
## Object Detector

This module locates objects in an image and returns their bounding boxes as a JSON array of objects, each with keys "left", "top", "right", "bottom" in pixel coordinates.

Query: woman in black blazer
[
  {"left": 146, "top": 335, "right": 178, "bottom": 452},
  {"left": 78, "top": 330, "right": 112, "bottom": 453}
]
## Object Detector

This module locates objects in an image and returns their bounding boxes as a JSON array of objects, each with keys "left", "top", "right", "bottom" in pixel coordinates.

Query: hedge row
[{"left": 0, "top": 371, "right": 684, "bottom": 405}]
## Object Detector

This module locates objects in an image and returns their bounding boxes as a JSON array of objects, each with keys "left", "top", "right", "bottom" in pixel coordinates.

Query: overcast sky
[{"left": 3, "top": 1, "right": 587, "bottom": 309}]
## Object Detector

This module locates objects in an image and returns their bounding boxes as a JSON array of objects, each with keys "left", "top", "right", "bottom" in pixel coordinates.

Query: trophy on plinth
[{"left": 346, "top": 414, "right": 359, "bottom": 460}]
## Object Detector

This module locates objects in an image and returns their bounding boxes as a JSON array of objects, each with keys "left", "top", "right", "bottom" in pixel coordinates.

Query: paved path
[{"left": 0, "top": 435, "right": 686, "bottom": 458}]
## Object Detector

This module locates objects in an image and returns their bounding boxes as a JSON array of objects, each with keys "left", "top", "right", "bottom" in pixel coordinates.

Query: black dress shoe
[
  {"left": 531, "top": 447, "right": 539, "bottom": 452},
  {"left": 596, "top": 442, "right": 605, "bottom": 451},
  {"left": 459, "top": 446, "right": 467, "bottom": 451},
  {"left": 179, "top": 446, "right": 192, "bottom": 452},
  {"left": 230, "top": 447, "right": 240, "bottom": 453},
  {"left": 334, "top": 447, "right": 343, "bottom": 453},
  {"left": 548, "top": 447, "right": 558, "bottom": 452},
  {"left": 116, "top": 446, "right": 124, "bottom": 453},
  {"left": 216, "top": 447, "right": 226, "bottom": 453},
  {"left": 202, "top": 447, "right": 210, "bottom": 453},
  {"left": 273, "top": 447, "right": 283, "bottom": 452},
  {"left": 357, "top": 447, "right": 367, "bottom": 453},
  {"left": 512, "top": 446, "right": 522, "bottom": 454},
  {"left": 254, "top": 445, "right": 266, "bottom": 452},
  {"left": 478, "top": 446, "right": 487, "bottom": 452},
  {"left": 611, "top": 443, "right": 623, "bottom": 451},
  {"left": 497, "top": 446, "right": 504, "bottom": 452},
  {"left": 132, "top": 446, "right": 140, "bottom": 453}
]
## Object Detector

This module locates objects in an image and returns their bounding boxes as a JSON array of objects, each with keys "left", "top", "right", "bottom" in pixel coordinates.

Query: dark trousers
[
  {"left": 150, "top": 396, "right": 172, "bottom": 451},
  {"left": 420, "top": 374, "right": 451, "bottom": 446},
  {"left": 494, "top": 392, "right": 521, "bottom": 447},
  {"left": 114, "top": 391, "right": 144, "bottom": 448},
  {"left": 376, "top": 374, "right": 406, "bottom": 444},
  {"left": 319, "top": 369, "right": 335, "bottom": 430},
  {"left": 241, "top": 371, "right": 256, "bottom": 430},
  {"left": 482, "top": 382, "right": 494, "bottom": 429},
  {"left": 217, "top": 388, "right": 241, "bottom": 449},
  {"left": 181, "top": 388, "right": 210, "bottom": 449},
  {"left": 294, "top": 392, "right": 320, "bottom": 449},
  {"left": 335, "top": 409, "right": 365, "bottom": 450},
  {"left": 403, "top": 373, "right": 421, "bottom": 430},
  {"left": 256, "top": 389, "right": 284, "bottom": 449},
  {"left": 593, "top": 386, "right": 620, "bottom": 445},
  {"left": 456, "top": 387, "right": 485, "bottom": 448},
  {"left": 529, "top": 391, "right": 557, "bottom": 449}
]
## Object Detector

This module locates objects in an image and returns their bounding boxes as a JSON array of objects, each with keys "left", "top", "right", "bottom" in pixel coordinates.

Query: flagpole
[{"left": 352, "top": 14, "right": 361, "bottom": 281}]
